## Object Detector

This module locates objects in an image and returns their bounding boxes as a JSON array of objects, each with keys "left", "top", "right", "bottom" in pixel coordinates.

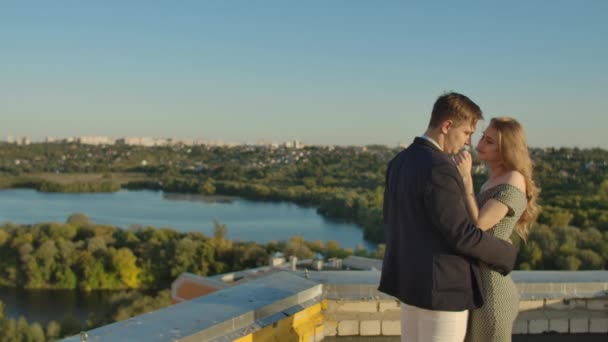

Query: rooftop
[{"left": 61, "top": 258, "right": 608, "bottom": 341}]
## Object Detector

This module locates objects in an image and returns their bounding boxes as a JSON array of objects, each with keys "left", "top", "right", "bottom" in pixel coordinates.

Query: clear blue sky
[{"left": 1, "top": 1, "right": 607, "bottom": 148}]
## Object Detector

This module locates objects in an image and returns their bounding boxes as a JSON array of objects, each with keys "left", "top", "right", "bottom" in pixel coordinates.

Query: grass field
[
  {"left": 0, "top": 172, "right": 150, "bottom": 187},
  {"left": 30, "top": 172, "right": 148, "bottom": 184}
]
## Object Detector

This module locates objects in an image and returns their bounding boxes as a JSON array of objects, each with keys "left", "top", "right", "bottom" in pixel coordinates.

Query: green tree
[
  {"left": 17, "top": 317, "right": 29, "bottom": 341},
  {"left": 0, "top": 229, "right": 8, "bottom": 246},
  {"left": 112, "top": 248, "right": 141, "bottom": 288},
  {"left": 577, "top": 249, "right": 603, "bottom": 269},
  {"left": 27, "top": 322, "right": 45, "bottom": 342},
  {"left": 286, "top": 236, "right": 313, "bottom": 259},
  {"left": 170, "top": 238, "right": 198, "bottom": 277},
  {"left": 240, "top": 244, "right": 268, "bottom": 268},
  {"left": 518, "top": 241, "right": 543, "bottom": 269},
  {"left": 556, "top": 256, "right": 581, "bottom": 270},
  {"left": 46, "top": 321, "right": 62, "bottom": 340},
  {"left": 199, "top": 179, "right": 216, "bottom": 195},
  {"left": 66, "top": 213, "right": 91, "bottom": 227},
  {"left": 598, "top": 179, "right": 608, "bottom": 200}
]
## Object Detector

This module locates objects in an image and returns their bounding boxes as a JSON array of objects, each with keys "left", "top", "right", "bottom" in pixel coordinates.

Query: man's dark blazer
[{"left": 378, "top": 137, "right": 517, "bottom": 311}]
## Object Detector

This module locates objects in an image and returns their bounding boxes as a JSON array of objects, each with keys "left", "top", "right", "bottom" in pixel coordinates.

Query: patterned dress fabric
[{"left": 465, "top": 183, "right": 527, "bottom": 342}]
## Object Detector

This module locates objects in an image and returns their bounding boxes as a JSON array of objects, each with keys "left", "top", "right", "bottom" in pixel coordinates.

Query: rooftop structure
[{"left": 62, "top": 258, "right": 608, "bottom": 341}]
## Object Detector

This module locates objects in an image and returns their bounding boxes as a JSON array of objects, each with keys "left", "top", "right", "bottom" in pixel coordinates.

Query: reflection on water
[
  {"left": 163, "top": 193, "right": 237, "bottom": 204},
  {"left": 0, "top": 288, "right": 155, "bottom": 324}
]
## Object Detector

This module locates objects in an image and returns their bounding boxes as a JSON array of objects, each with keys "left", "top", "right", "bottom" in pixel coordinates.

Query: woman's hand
[
  {"left": 454, "top": 150, "right": 474, "bottom": 196},
  {"left": 454, "top": 150, "right": 473, "bottom": 180}
]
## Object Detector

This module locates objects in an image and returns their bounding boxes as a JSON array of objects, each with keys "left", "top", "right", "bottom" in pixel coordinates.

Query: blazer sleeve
[
  {"left": 383, "top": 160, "right": 391, "bottom": 225},
  {"left": 423, "top": 161, "right": 517, "bottom": 275}
]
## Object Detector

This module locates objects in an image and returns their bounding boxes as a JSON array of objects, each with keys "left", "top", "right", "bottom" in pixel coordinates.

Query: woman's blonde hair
[{"left": 490, "top": 117, "right": 540, "bottom": 240}]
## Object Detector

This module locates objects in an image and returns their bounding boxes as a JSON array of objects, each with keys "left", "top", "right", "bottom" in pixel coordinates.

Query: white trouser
[{"left": 401, "top": 302, "right": 468, "bottom": 342}]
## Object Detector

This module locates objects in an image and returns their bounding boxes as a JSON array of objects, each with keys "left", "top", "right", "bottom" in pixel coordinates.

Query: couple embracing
[{"left": 379, "top": 92, "right": 540, "bottom": 342}]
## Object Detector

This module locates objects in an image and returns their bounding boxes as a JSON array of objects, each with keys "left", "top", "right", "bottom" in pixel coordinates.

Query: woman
[{"left": 454, "top": 117, "right": 540, "bottom": 342}]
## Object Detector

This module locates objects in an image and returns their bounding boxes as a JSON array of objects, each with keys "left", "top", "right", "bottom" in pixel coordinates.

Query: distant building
[
  {"left": 77, "top": 136, "right": 114, "bottom": 145},
  {"left": 343, "top": 255, "right": 383, "bottom": 271},
  {"left": 312, "top": 253, "right": 324, "bottom": 271},
  {"left": 269, "top": 252, "right": 286, "bottom": 267},
  {"left": 117, "top": 137, "right": 161, "bottom": 147},
  {"left": 284, "top": 140, "right": 305, "bottom": 149}
]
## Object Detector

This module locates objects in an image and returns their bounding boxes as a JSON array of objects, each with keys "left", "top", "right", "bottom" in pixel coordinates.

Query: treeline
[
  {"left": 2, "top": 178, "right": 120, "bottom": 193},
  {"left": 517, "top": 225, "right": 608, "bottom": 270},
  {"left": 0, "top": 214, "right": 375, "bottom": 291},
  {"left": 1, "top": 143, "right": 607, "bottom": 269}
]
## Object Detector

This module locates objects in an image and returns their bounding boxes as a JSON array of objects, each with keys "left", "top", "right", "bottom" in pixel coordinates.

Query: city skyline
[
  {"left": 1, "top": 1, "right": 607, "bottom": 148},
  {"left": 3, "top": 134, "right": 308, "bottom": 148}
]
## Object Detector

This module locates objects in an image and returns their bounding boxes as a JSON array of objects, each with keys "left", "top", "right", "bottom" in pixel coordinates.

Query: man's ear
[{"left": 440, "top": 120, "right": 453, "bottom": 134}]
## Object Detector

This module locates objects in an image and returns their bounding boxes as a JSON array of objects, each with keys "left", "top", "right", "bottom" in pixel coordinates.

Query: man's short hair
[{"left": 428, "top": 92, "right": 483, "bottom": 128}]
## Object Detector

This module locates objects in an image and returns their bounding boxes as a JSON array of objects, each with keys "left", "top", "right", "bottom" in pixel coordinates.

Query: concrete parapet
[
  {"left": 62, "top": 267, "right": 608, "bottom": 341},
  {"left": 516, "top": 296, "right": 608, "bottom": 334}
]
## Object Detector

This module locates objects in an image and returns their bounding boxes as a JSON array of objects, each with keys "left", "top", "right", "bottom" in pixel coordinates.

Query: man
[{"left": 378, "top": 92, "right": 517, "bottom": 342}]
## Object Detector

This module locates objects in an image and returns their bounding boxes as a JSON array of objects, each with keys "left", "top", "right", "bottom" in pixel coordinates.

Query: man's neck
[{"left": 422, "top": 129, "right": 444, "bottom": 151}]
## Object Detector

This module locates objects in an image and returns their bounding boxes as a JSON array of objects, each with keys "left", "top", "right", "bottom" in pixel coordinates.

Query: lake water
[
  {"left": 0, "top": 189, "right": 374, "bottom": 249},
  {"left": 0, "top": 189, "right": 376, "bottom": 324}
]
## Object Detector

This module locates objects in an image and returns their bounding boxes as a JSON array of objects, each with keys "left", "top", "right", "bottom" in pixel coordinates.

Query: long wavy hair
[{"left": 490, "top": 117, "right": 540, "bottom": 240}]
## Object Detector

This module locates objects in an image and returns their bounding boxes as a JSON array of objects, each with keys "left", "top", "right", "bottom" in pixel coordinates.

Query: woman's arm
[
  {"left": 454, "top": 151, "right": 511, "bottom": 231},
  {"left": 454, "top": 151, "right": 479, "bottom": 224},
  {"left": 476, "top": 199, "right": 510, "bottom": 230}
]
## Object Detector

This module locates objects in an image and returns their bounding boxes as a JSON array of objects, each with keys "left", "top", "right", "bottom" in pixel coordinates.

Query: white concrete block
[
  {"left": 326, "top": 300, "right": 341, "bottom": 313},
  {"left": 360, "top": 320, "right": 381, "bottom": 336},
  {"left": 379, "top": 300, "right": 400, "bottom": 313},
  {"left": 529, "top": 319, "right": 549, "bottom": 334},
  {"left": 512, "top": 319, "right": 528, "bottom": 334},
  {"left": 589, "top": 318, "right": 608, "bottom": 333},
  {"left": 381, "top": 320, "right": 401, "bottom": 336},
  {"left": 549, "top": 319, "right": 569, "bottom": 333},
  {"left": 337, "top": 320, "right": 359, "bottom": 336},
  {"left": 314, "top": 325, "right": 324, "bottom": 342},
  {"left": 569, "top": 318, "right": 589, "bottom": 333},
  {"left": 337, "top": 301, "right": 378, "bottom": 313},
  {"left": 323, "top": 320, "right": 337, "bottom": 337}
]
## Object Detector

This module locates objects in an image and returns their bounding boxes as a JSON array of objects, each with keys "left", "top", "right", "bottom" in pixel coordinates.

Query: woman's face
[{"left": 476, "top": 126, "right": 501, "bottom": 162}]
